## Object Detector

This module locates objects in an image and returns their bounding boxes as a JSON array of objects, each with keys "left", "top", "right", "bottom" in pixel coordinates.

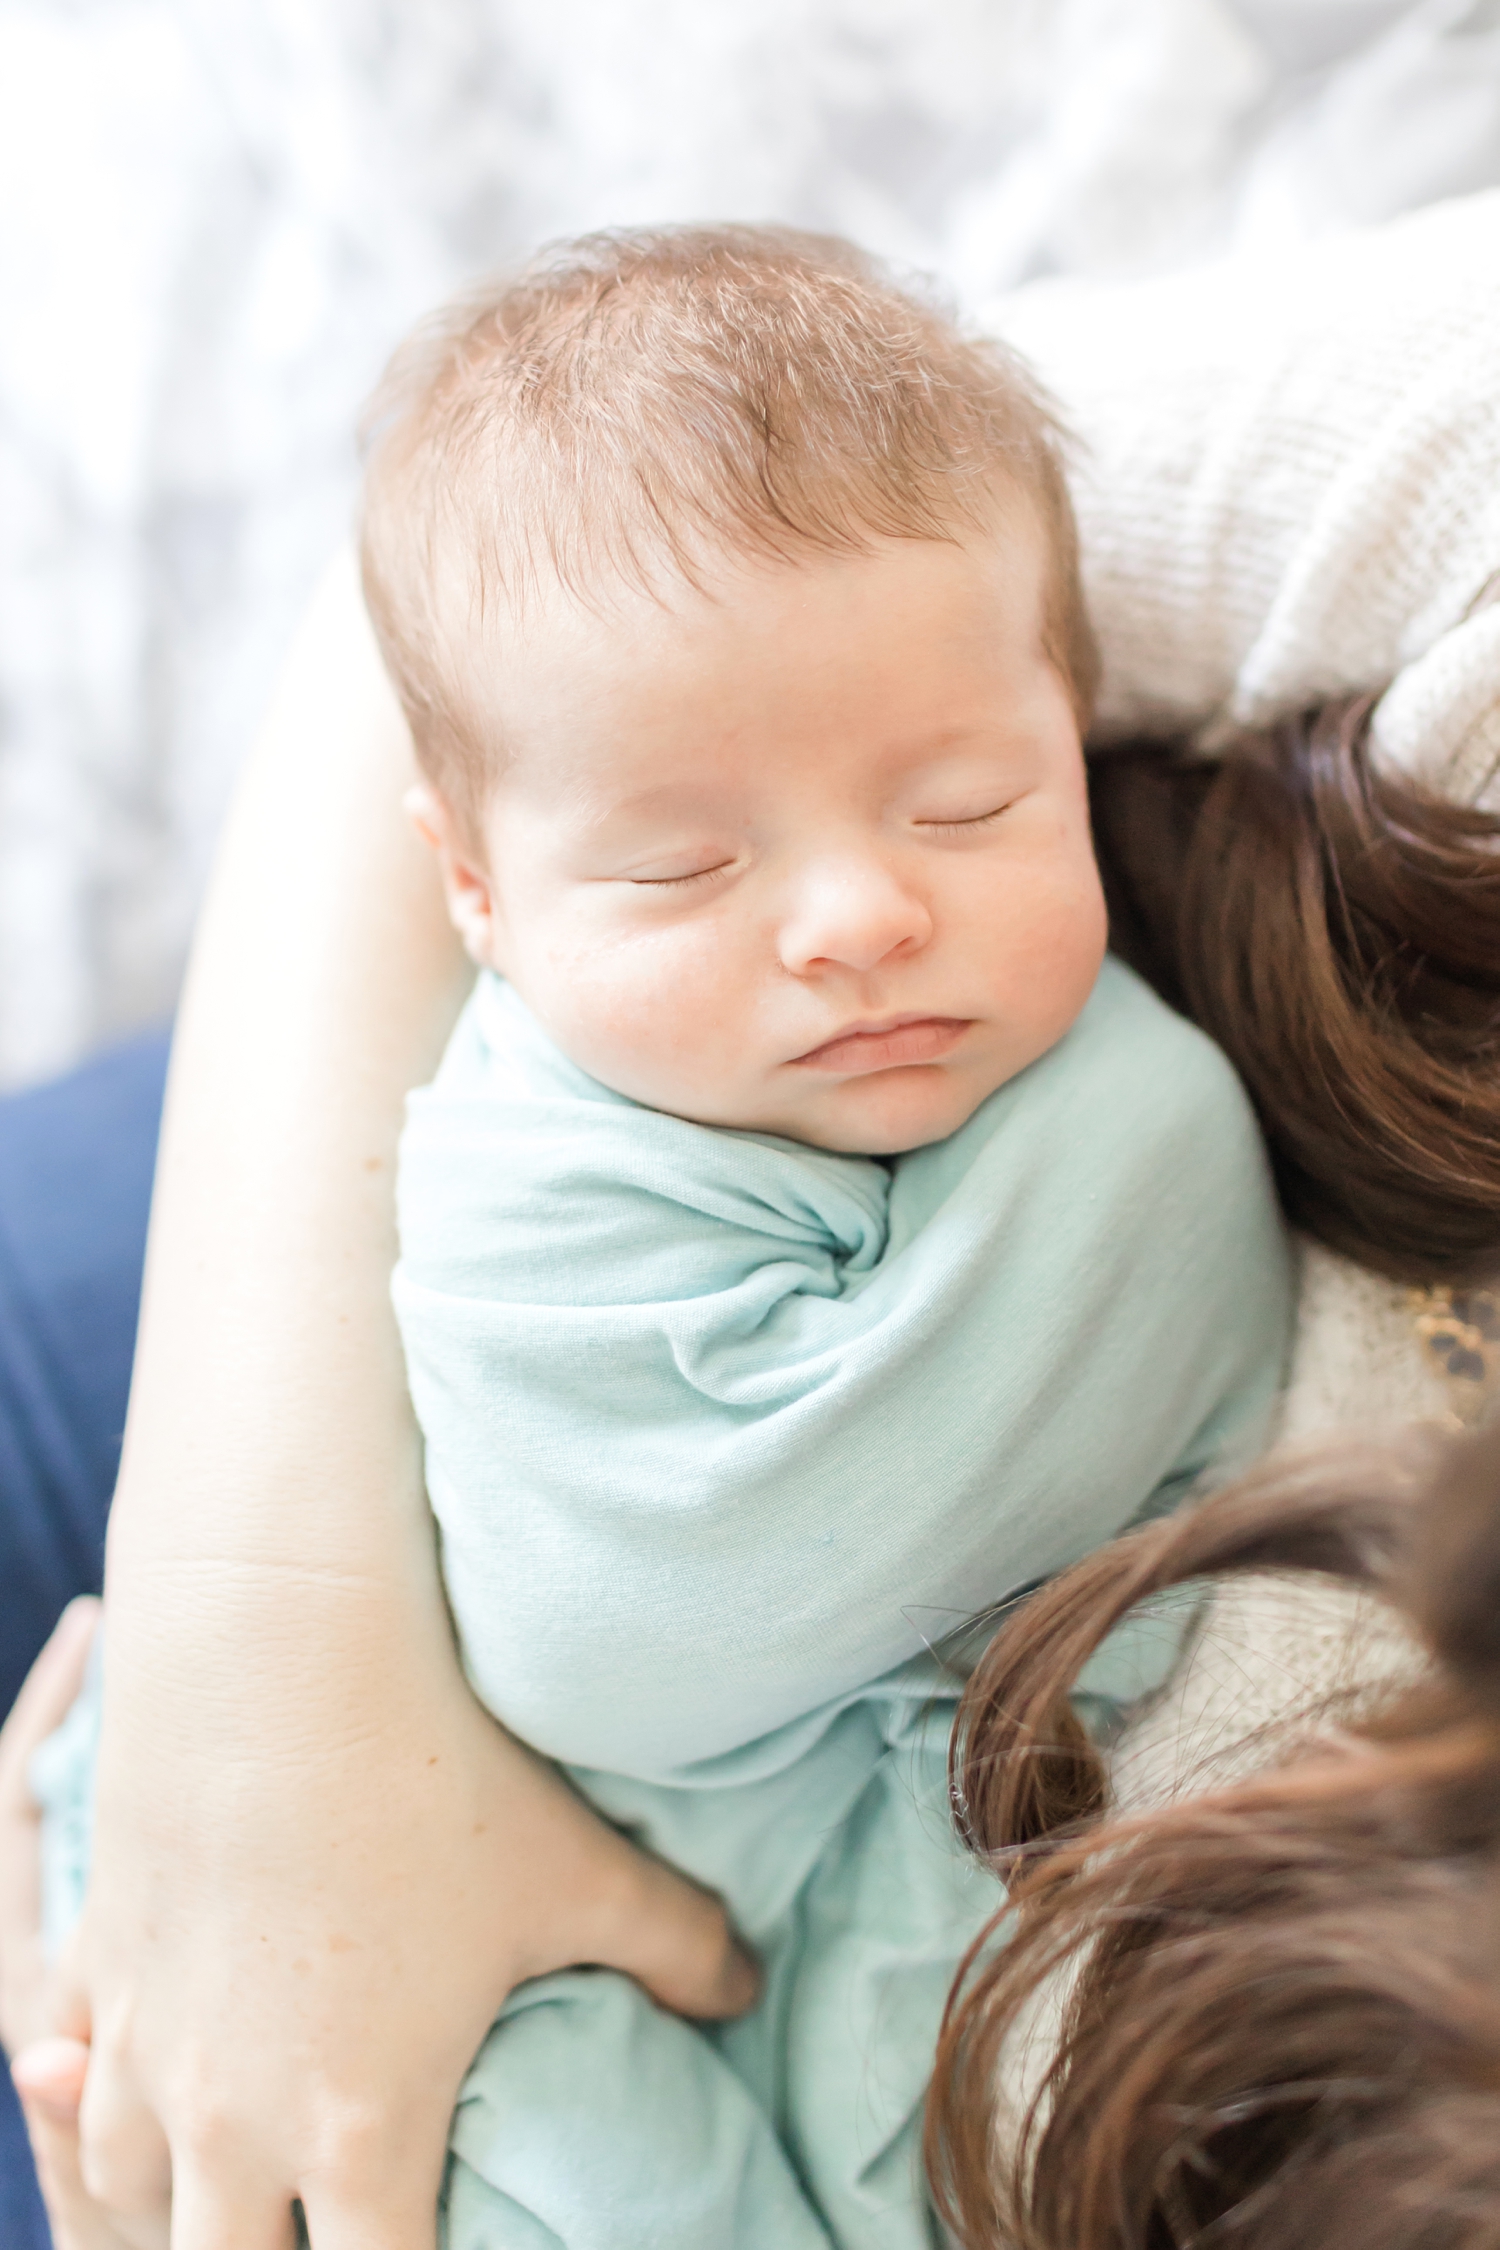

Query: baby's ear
[
  {"left": 403, "top": 781, "right": 449, "bottom": 856},
  {"left": 404, "top": 783, "right": 500, "bottom": 969}
]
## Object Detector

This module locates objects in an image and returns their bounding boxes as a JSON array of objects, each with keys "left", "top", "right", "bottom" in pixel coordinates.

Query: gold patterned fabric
[{"left": 1409, "top": 1287, "right": 1500, "bottom": 1424}]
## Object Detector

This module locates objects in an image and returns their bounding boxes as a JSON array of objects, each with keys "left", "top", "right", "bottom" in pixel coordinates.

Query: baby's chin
[{"left": 772, "top": 1063, "right": 1003, "bottom": 1157}]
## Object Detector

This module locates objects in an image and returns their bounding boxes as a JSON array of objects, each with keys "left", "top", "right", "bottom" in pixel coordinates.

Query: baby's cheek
[
  {"left": 980, "top": 845, "right": 1107, "bottom": 1035},
  {"left": 532, "top": 917, "right": 747, "bottom": 1093}
]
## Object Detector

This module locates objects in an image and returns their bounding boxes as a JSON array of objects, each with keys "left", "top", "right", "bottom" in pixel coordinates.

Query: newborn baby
[
  {"left": 38, "top": 226, "right": 1291, "bottom": 2248},
  {"left": 379, "top": 227, "right": 1291, "bottom": 2247}
]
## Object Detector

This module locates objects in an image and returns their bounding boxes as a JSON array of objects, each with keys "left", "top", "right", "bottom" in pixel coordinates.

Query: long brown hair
[
  {"left": 926, "top": 1420, "right": 1500, "bottom": 2248},
  {"left": 1089, "top": 700, "right": 1500, "bottom": 1282}
]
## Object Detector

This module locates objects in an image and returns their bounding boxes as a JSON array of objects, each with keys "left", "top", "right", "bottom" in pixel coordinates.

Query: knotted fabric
[{"left": 379, "top": 957, "right": 1288, "bottom": 2247}]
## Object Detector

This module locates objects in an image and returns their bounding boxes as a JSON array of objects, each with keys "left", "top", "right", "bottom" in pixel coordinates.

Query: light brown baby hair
[{"left": 360, "top": 223, "right": 1098, "bottom": 837}]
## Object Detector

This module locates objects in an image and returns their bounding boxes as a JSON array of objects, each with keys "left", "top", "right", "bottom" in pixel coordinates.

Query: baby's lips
[{"left": 791, "top": 1016, "right": 970, "bottom": 1073}]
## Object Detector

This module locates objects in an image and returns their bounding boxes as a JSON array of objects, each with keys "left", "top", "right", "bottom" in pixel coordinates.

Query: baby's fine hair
[{"left": 359, "top": 223, "right": 1098, "bottom": 830}]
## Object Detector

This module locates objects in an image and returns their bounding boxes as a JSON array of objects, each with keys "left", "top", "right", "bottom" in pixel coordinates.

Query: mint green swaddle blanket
[
  {"left": 394, "top": 956, "right": 1290, "bottom": 2245},
  {"left": 35, "top": 955, "right": 1291, "bottom": 2249}
]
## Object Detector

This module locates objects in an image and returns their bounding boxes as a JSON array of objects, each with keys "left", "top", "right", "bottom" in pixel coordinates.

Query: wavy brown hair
[
  {"left": 926, "top": 1418, "right": 1500, "bottom": 2249},
  {"left": 1089, "top": 700, "right": 1500, "bottom": 1282}
]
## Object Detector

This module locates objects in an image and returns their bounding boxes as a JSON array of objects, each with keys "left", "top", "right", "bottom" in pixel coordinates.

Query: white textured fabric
[
  {"left": 991, "top": 186, "right": 1500, "bottom": 804},
  {"left": 1114, "top": 1238, "right": 1447, "bottom": 1827},
  {"left": 7, "top": 1, "right": 1500, "bottom": 1082}
]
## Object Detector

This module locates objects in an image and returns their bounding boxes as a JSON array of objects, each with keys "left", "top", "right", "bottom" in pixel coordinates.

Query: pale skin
[
  {"left": 0, "top": 522, "right": 1100, "bottom": 2247},
  {"left": 424, "top": 523, "right": 1105, "bottom": 1153}
]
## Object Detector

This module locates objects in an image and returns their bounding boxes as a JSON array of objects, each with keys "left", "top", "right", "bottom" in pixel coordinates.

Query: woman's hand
[
  {"left": 55, "top": 1565, "right": 753, "bottom": 2250},
  {"left": 1, "top": 1598, "right": 165, "bottom": 2249},
  {"left": 2, "top": 1593, "right": 754, "bottom": 2250},
  {"left": 14, "top": 2038, "right": 158, "bottom": 2250}
]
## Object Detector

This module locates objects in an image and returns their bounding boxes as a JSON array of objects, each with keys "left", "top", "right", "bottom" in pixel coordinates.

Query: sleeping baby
[{"left": 37, "top": 225, "right": 1292, "bottom": 2247}]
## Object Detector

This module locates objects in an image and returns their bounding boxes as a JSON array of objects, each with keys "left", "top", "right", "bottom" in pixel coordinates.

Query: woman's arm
[{"left": 53, "top": 551, "right": 752, "bottom": 2249}]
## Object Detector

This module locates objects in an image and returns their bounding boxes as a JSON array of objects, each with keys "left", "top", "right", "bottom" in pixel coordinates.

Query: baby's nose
[{"left": 777, "top": 857, "right": 932, "bottom": 976}]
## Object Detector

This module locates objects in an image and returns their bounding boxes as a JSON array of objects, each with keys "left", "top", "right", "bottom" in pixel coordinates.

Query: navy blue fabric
[
  {"left": 0, "top": 2077, "right": 48, "bottom": 2250},
  {"left": 0, "top": 1027, "right": 168, "bottom": 2250},
  {"left": 0, "top": 1030, "right": 167, "bottom": 1719}
]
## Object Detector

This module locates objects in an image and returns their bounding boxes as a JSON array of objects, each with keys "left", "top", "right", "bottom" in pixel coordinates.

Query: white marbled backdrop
[{"left": 4, "top": 0, "right": 1500, "bottom": 1084}]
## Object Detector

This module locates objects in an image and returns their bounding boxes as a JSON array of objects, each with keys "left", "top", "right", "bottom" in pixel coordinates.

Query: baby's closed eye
[
  {"left": 627, "top": 857, "right": 740, "bottom": 888},
  {"left": 912, "top": 801, "right": 1016, "bottom": 836}
]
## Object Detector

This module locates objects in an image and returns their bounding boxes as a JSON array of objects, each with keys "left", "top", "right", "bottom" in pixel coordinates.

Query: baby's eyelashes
[
  {"left": 911, "top": 800, "right": 1016, "bottom": 836},
  {"left": 613, "top": 800, "right": 1025, "bottom": 888},
  {"left": 626, "top": 857, "right": 740, "bottom": 889}
]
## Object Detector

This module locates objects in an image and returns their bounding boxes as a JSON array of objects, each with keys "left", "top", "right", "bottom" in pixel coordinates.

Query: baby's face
[{"left": 435, "top": 525, "right": 1107, "bottom": 1154}]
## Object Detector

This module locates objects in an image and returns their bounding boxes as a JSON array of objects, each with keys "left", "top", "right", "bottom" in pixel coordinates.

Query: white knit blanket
[{"left": 993, "top": 189, "right": 1500, "bottom": 807}]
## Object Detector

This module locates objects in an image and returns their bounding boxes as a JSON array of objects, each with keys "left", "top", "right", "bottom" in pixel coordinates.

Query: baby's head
[{"left": 362, "top": 225, "right": 1106, "bottom": 1155}]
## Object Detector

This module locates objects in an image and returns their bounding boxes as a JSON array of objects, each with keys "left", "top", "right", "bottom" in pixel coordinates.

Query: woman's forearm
[{"left": 104, "top": 546, "right": 470, "bottom": 1690}]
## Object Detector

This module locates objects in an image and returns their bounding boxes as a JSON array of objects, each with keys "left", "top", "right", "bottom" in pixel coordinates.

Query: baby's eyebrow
[
  {"left": 885, "top": 722, "right": 1026, "bottom": 759},
  {"left": 582, "top": 779, "right": 736, "bottom": 826}
]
